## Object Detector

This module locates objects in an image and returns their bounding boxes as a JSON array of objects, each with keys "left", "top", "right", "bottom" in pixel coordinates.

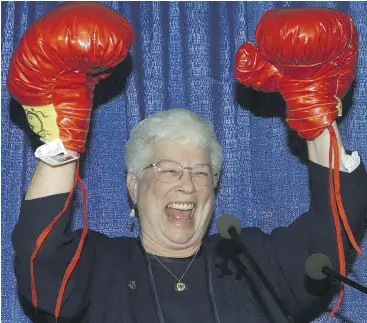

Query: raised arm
[
  {"left": 234, "top": 7, "right": 365, "bottom": 320},
  {"left": 25, "top": 151, "right": 78, "bottom": 200},
  {"left": 307, "top": 122, "right": 344, "bottom": 170},
  {"left": 306, "top": 121, "right": 360, "bottom": 172},
  {"left": 8, "top": 2, "right": 134, "bottom": 318}
]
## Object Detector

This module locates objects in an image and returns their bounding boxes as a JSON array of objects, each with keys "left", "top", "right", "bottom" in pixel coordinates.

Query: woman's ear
[{"left": 126, "top": 173, "right": 138, "bottom": 204}]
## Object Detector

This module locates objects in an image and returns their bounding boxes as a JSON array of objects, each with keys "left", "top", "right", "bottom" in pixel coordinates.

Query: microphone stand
[
  {"left": 228, "top": 227, "right": 296, "bottom": 323},
  {"left": 322, "top": 266, "right": 367, "bottom": 294}
]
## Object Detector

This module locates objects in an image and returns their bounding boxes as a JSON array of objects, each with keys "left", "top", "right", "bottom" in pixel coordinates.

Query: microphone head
[
  {"left": 305, "top": 253, "right": 333, "bottom": 280},
  {"left": 216, "top": 213, "right": 241, "bottom": 239}
]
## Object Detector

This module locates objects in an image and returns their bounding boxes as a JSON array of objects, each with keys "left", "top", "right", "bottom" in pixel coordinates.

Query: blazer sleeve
[
  {"left": 261, "top": 161, "right": 366, "bottom": 320},
  {"left": 12, "top": 193, "right": 102, "bottom": 318}
]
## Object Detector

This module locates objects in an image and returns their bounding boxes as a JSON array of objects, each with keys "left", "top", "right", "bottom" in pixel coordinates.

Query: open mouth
[{"left": 165, "top": 202, "right": 195, "bottom": 225}]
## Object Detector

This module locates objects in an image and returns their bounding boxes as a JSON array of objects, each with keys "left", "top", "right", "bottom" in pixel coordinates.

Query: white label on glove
[{"left": 35, "top": 138, "right": 78, "bottom": 166}]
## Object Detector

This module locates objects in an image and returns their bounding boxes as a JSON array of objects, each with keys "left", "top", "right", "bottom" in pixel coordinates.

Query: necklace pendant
[{"left": 175, "top": 282, "right": 186, "bottom": 292}]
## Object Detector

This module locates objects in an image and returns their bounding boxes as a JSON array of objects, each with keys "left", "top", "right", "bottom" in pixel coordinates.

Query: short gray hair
[{"left": 125, "top": 109, "right": 223, "bottom": 178}]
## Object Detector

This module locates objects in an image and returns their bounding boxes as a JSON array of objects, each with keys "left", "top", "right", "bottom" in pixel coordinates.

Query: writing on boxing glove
[{"left": 7, "top": 2, "right": 134, "bottom": 156}]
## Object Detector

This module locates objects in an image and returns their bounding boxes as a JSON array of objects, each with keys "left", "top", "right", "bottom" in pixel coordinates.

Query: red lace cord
[
  {"left": 327, "top": 125, "right": 363, "bottom": 317},
  {"left": 29, "top": 161, "right": 89, "bottom": 320}
]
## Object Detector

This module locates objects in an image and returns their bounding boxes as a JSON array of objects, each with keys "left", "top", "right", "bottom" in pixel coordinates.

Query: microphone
[
  {"left": 305, "top": 253, "right": 367, "bottom": 294},
  {"left": 216, "top": 213, "right": 242, "bottom": 240},
  {"left": 216, "top": 214, "right": 295, "bottom": 323}
]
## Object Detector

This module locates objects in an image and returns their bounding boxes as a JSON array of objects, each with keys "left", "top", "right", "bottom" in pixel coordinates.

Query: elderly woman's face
[{"left": 128, "top": 141, "right": 215, "bottom": 253}]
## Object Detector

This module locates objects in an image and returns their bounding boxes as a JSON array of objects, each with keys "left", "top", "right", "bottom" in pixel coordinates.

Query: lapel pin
[{"left": 128, "top": 280, "right": 136, "bottom": 290}]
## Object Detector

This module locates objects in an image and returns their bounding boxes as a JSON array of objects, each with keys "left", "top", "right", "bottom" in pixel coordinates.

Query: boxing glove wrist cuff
[
  {"left": 35, "top": 138, "right": 79, "bottom": 166},
  {"left": 340, "top": 147, "right": 360, "bottom": 173}
]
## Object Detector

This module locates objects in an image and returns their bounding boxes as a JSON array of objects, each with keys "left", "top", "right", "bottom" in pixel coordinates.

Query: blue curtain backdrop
[{"left": 1, "top": 1, "right": 366, "bottom": 322}]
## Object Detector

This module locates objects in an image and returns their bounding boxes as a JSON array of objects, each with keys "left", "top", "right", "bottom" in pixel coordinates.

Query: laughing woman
[{"left": 9, "top": 3, "right": 366, "bottom": 323}]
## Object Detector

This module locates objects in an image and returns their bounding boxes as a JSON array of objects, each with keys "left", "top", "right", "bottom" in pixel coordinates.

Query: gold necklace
[{"left": 151, "top": 249, "right": 199, "bottom": 292}]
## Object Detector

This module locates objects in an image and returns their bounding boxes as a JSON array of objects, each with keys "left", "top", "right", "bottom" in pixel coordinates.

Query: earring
[
  {"left": 129, "top": 205, "right": 138, "bottom": 233},
  {"left": 129, "top": 206, "right": 136, "bottom": 218}
]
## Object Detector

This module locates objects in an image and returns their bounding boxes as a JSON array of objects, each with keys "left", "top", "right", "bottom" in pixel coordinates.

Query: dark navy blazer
[{"left": 12, "top": 162, "right": 367, "bottom": 323}]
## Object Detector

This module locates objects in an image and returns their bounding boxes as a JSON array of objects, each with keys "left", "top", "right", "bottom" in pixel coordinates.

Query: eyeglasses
[{"left": 143, "top": 160, "right": 220, "bottom": 187}]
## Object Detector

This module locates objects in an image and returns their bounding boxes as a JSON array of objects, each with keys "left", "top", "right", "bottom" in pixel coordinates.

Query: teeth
[
  {"left": 170, "top": 217, "right": 193, "bottom": 222},
  {"left": 167, "top": 203, "right": 194, "bottom": 210}
]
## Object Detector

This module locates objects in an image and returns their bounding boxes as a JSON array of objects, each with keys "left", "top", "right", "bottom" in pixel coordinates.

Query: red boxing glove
[
  {"left": 235, "top": 8, "right": 358, "bottom": 139},
  {"left": 7, "top": 2, "right": 134, "bottom": 155},
  {"left": 6, "top": 3, "right": 134, "bottom": 318},
  {"left": 235, "top": 9, "right": 362, "bottom": 317}
]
